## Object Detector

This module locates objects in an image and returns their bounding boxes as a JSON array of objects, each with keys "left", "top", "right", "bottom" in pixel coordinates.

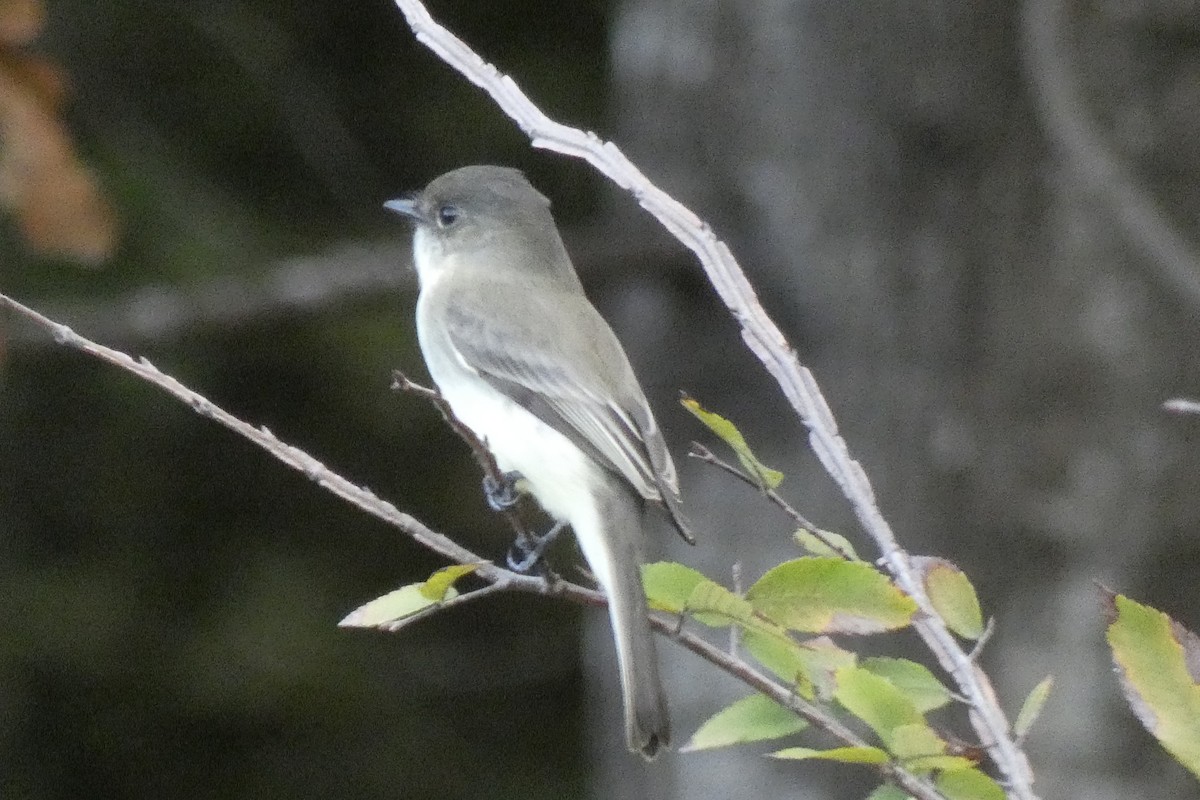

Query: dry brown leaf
[
  {"left": 0, "top": 4, "right": 117, "bottom": 264},
  {"left": 0, "top": 0, "right": 44, "bottom": 47}
]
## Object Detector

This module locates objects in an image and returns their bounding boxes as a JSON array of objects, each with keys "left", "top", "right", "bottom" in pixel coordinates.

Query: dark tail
[{"left": 583, "top": 481, "right": 670, "bottom": 758}]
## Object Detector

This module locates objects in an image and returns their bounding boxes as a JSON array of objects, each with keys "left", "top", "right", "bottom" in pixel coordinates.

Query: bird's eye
[{"left": 436, "top": 205, "right": 460, "bottom": 228}]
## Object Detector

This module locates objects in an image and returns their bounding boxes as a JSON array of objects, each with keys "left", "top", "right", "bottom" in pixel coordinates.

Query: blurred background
[{"left": 2, "top": 0, "right": 1200, "bottom": 798}]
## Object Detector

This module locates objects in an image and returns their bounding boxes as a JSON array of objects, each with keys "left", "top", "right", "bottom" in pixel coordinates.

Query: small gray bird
[{"left": 385, "top": 165, "right": 693, "bottom": 758}]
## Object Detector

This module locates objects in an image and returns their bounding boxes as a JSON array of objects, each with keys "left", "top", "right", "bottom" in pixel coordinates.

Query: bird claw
[
  {"left": 506, "top": 520, "right": 567, "bottom": 573},
  {"left": 483, "top": 471, "right": 523, "bottom": 511}
]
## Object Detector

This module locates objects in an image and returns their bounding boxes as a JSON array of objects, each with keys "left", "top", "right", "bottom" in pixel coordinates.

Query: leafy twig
[{"left": 687, "top": 442, "right": 856, "bottom": 562}]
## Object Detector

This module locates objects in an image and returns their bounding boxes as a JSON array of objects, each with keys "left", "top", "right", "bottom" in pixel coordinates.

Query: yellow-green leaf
[
  {"left": 915, "top": 557, "right": 984, "bottom": 640},
  {"left": 902, "top": 754, "right": 976, "bottom": 773},
  {"left": 643, "top": 561, "right": 709, "bottom": 613},
  {"left": 769, "top": 745, "right": 889, "bottom": 764},
  {"left": 686, "top": 578, "right": 758, "bottom": 628},
  {"left": 743, "top": 631, "right": 856, "bottom": 700},
  {"left": 794, "top": 528, "right": 861, "bottom": 561},
  {"left": 741, "top": 630, "right": 816, "bottom": 699},
  {"left": 681, "top": 394, "right": 783, "bottom": 490},
  {"left": 682, "top": 694, "right": 807, "bottom": 752},
  {"left": 338, "top": 584, "right": 446, "bottom": 628},
  {"left": 834, "top": 666, "right": 946, "bottom": 758},
  {"left": 865, "top": 787, "right": 913, "bottom": 800},
  {"left": 1104, "top": 590, "right": 1200, "bottom": 779},
  {"left": 746, "top": 558, "right": 917, "bottom": 634},
  {"left": 886, "top": 723, "right": 948, "bottom": 762},
  {"left": 935, "top": 767, "right": 1006, "bottom": 800},
  {"left": 861, "top": 657, "right": 952, "bottom": 713},
  {"left": 419, "top": 563, "right": 480, "bottom": 601},
  {"left": 1014, "top": 675, "right": 1053, "bottom": 741}
]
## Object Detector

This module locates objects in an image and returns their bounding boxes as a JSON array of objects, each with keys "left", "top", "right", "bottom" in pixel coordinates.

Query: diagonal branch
[
  {"left": 389, "top": 2, "right": 1038, "bottom": 796},
  {"left": 0, "top": 288, "right": 946, "bottom": 800}
]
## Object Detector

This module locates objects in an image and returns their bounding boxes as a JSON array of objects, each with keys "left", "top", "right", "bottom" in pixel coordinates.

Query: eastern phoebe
[{"left": 385, "top": 165, "right": 693, "bottom": 758}]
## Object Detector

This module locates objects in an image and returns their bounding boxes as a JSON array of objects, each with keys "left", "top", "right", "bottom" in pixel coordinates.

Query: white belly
[
  {"left": 416, "top": 298, "right": 601, "bottom": 525},
  {"left": 441, "top": 374, "right": 599, "bottom": 524}
]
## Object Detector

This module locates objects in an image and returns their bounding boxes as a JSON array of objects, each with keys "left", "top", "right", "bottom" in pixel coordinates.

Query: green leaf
[
  {"left": 794, "top": 528, "right": 861, "bottom": 560},
  {"left": 682, "top": 694, "right": 807, "bottom": 751},
  {"left": 642, "top": 562, "right": 767, "bottom": 631},
  {"left": 1014, "top": 675, "right": 1054, "bottom": 740},
  {"left": 935, "top": 767, "right": 1006, "bottom": 800},
  {"left": 833, "top": 666, "right": 946, "bottom": 758},
  {"left": 686, "top": 577, "right": 759, "bottom": 629},
  {"left": 915, "top": 557, "right": 984, "bottom": 640},
  {"left": 419, "top": 563, "right": 480, "bottom": 601},
  {"left": 865, "top": 786, "right": 913, "bottom": 800},
  {"left": 743, "top": 632, "right": 856, "bottom": 701},
  {"left": 340, "top": 564, "right": 481, "bottom": 628},
  {"left": 886, "top": 723, "right": 949, "bottom": 762},
  {"left": 681, "top": 394, "right": 783, "bottom": 489},
  {"left": 746, "top": 558, "right": 917, "bottom": 634},
  {"left": 643, "top": 561, "right": 709, "bottom": 613},
  {"left": 338, "top": 583, "right": 446, "bottom": 628},
  {"left": 769, "top": 745, "right": 889, "bottom": 764},
  {"left": 902, "top": 754, "right": 976, "bottom": 773},
  {"left": 861, "top": 657, "right": 952, "bottom": 713},
  {"left": 1104, "top": 590, "right": 1200, "bottom": 779},
  {"left": 741, "top": 630, "right": 815, "bottom": 698}
]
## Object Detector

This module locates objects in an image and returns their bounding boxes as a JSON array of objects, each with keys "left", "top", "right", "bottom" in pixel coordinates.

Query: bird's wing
[
  {"left": 442, "top": 283, "right": 658, "bottom": 493},
  {"left": 442, "top": 279, "right": 695, "bottom": 544}
]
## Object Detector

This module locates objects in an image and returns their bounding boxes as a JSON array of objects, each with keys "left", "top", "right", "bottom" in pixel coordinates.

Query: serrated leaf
[
  {"left": 769, "top": 745, "right": 889, "bottom": 764},
  {"left": 914, "top": 557, "right": 984, "bottom": 640},
  {"left": 419, "top": 563, "right": 480, "bottom": 601},
  {"left": 338, "top": 583, "right": 447, "bottom": 628},
  {"left": 643, "top": 561, "right": 708, "bottom": 613},
  {"left": 794, "top": 528, "right": 861, "bottom": 560},
  {"left": 746, "top": 558, "right": 917, "bottom": 634},
  {"left": 834, "top": 666, "right": 946, "bottom": 758},
  {"left": 861, "top": 657, "right": 952, "bottom": 713},
  {"left": 935, "top": 767, "right": 1006, "bottom": 800},
  {"left": 1104, "top": 590, "right": 1200, "bottom": 779},
  {"left": 1014, "top": 675, "right": 1053, "bottom": 740},
  {"left": 681, "top": 394, "right": 783, "bottom": 489},
  {"left": 682, "top": 694, "right": 807, "bottom": 751}
]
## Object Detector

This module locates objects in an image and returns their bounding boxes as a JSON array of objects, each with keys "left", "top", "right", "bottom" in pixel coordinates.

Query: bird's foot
[
  {"left": 483, "top": 471, "right": 523, "bottom": 511},
  {"left": 506, "top": 520, "right": 567, "bottom": 573}
]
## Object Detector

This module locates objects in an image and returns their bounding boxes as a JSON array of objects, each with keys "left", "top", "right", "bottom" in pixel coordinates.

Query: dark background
[{"left": 3, "top": 1, "right": 1200, "bottom": 799}]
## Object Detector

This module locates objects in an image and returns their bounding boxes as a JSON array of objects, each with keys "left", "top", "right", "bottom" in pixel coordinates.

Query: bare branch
[
  {"left": 1, "top": 288, "right": 946, "bottom": 800},
  {"left": 0, "top": 290, "right": 498, "bottom": 579},
  {"left": 390, "top": 1, "right": 1037, "bottom": 795},
  {"left": 688, "top": 442, "right": 858, "bottom": 562},
  {"left": 1164, "top": 397, "right": 1200, "bottom": 416},
  {"left": 5, "top": 226, "right": 678, "bottom": 352}
]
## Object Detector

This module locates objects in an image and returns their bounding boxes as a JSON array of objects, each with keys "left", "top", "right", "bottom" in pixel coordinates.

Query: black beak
[{"left": 383, "top": 195, "right": 425, "bottom": 223}]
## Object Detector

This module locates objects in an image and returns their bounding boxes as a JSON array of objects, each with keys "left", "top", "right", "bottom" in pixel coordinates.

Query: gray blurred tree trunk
[{"left": 583, "top": 1, "right": 1200, "bottom": 798}]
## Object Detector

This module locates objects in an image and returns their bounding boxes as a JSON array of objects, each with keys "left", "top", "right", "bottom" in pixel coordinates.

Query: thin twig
[
  {"left": 391, "top": 370, "right": 538, "bottom": 552},
  {"left": 688, "top": 442, "right": 857, "bottom": 561},
  {"left": 1, "top": 289, "right": 946, "bottom": 800},
  {"left": 390, "top": 2, "right": 1036, "bottom": 795},
  {"left": 1164, "top": 397, "right": 1200, "bottom": 416}
]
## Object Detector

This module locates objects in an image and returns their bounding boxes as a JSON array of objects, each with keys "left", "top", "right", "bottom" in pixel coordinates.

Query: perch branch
[
  {"left": 390, "top": 1, "right": 1036, "bottom": 795},
  {"left": 1, "top": 289, "right": 946, "bottom": 800}
]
